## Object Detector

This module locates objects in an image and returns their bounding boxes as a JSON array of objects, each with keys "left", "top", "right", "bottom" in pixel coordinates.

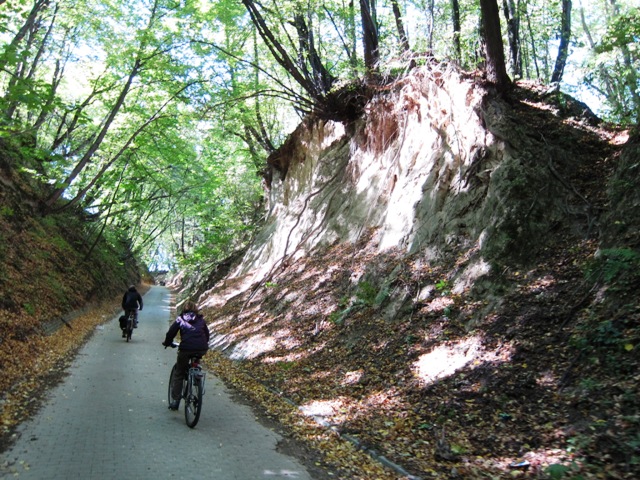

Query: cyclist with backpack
[
  {"left": 162, "top": 301, "right": 210, "bottom": 410},
  {"left": 121, "top": 285, "right": 143, "bottom": 337}
]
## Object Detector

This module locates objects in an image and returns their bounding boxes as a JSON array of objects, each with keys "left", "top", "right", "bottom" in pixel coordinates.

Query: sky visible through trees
[{"left": 0, "top": 0, "right": 637, "bottom": 273}]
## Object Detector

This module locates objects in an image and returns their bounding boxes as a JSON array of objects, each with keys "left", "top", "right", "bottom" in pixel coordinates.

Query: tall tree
[
  {"left": 502, "top": 0, "right": 521, "bottom": 77},
  {"left": 451, "top": 0, "right": 462, "bottom": 61},
  {"left": 551, "top": 0, "right": 572, "bottom": 82},
  {"left": 479, "top": 0, "right": 511, "bottom": 89},
  {"left": 391, "top": 0, "right": 410, "bottom": 54},
  {"left": 360, "top": 0, "right": 379, "bottom": 75},
  {"left": 0, "top": 0, "right": 54, "bottom": 123}
]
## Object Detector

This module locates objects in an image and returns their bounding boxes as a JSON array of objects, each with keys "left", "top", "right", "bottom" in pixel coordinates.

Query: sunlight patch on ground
[
  {"left": 341, "top": 370, "right": 364, "bottom": 386},
  {"left": 300, "top": 388, "right": 405, "bottom": 427},
  {"left": 312, "top": 266, "right": 341, "bottom": 290},
  {"left": 360, "top": 388, "right": 405, "bottom": 416},
  {"left": 420, "top": 295, "right": 455, "bottom": 313},
  {"left": 262, "top": 352, "right": 306, "bottom": 363},
  {"left": 229, "top": 334, "right": 277, "bottom": 360},
  {"left": 413, "top": 336, "right": 513, "bottom": 385},
  {"left": 524, "top": 274, "right": 556, "bottom": 294},
  {"left": 453, "top": 258, "right": 490, "bottom": 294},
  {"left": 299, "top": 398, "right": 347, "bottom": 420},
  {"left": 491, "top": 448, "right": 572, "bottom": 475},
  {"left": 262, "top": 342, "right": 328, "bottom": 365},
  {"left": 229, "top": 328, "right": 300, "bottom": 360},
  {"left": 536, "top": 370, "right": 558, "bottom": 388},
  {"left": 309, "top": 369, "right": 333, "bottom": 381}
]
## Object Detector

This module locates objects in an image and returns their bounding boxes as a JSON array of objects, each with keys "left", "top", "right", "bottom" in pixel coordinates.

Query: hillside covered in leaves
[
  {"left": 0, "top": 137, "right": 146, "bottom": 430},
  {"left": 188, "top": 79, "right": 640, "bottom": 480}
]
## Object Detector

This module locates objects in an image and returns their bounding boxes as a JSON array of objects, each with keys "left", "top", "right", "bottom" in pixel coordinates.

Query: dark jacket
[
  {"left": 163, "top": 311, "right": 210, "bottom": 351},
  {"left": 122, "top": 287, "right": 143, "bottom": 310}
]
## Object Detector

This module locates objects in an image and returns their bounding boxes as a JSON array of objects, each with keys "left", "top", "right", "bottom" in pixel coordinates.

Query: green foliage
[
  {"left": 586, "top": 248, "right": 640, "bottom": 286},
  {"left": 435, "top": 279, "right": 451, "bottom": 295},
  {"left": 276, "top": 361, "right": 295, "bottom": 371},
  {"left": 544, "top": 463, "right": 579, "bottom": 480},
  {"left": 0, "top": 206, "right": 14, "bottom": 218},
  {"left": 328, "top": 307, "right": 347, "bottom": 325},
  {"left": 46, "top": 273, "right": 69, "bottom": 306},
  {"left": 355, "top": 280, "right": 378, "bottom": 305},
  {"left": 22, "top": 303, "right": 35, "bottom": 316},
  {"left": 596, "top": 8, "right": 640, "bottom": 53}
]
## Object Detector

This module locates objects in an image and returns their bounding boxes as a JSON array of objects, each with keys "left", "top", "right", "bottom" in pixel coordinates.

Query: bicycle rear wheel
[
  {"left": 168, "top": 364, "right": 178, "bottom": 408},
  {"left": 184, "top": 374, "right": 203, "bottom": 428},
  {"left": 126, "top": 315, "right": 134, "bottom": 342}
]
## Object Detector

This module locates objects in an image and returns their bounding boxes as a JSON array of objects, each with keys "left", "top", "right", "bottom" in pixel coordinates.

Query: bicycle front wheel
[{"left": 184, "top": 374, "right": 203, "bottom": 428}]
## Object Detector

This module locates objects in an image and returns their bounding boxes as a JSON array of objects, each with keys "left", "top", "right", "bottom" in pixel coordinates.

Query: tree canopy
[{"left": 0, "top": 0, "right": 637, "bottom": 272}]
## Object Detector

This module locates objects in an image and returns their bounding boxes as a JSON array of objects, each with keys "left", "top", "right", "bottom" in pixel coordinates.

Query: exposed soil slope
[{"left": 197, "top": 81, "right": 639, "bottom": 479}]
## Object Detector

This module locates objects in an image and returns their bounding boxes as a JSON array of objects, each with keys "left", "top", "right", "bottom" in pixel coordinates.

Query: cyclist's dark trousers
[{"left": 171, "top": 350, "right": 207, "bottom": 402}]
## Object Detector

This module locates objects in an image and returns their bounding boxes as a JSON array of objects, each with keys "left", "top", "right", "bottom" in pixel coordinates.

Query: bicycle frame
[{"left": 187, "top": 359, "right": 206, "bottom": 395}]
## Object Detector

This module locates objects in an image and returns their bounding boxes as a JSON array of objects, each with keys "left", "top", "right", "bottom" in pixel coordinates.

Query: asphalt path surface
[{"left": 0, "top": 286, "right": 316, "bottom": 479}]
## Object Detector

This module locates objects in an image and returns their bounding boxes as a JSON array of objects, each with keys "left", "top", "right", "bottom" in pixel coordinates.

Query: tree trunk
[
  {"left": 50, "top": 74, "right": 115, "bottom": 155},
  {"left": 426, "top": 0, "right": 435, "bottom": 50},
  {"left": 348, "top": 0, "right": 358, "bottom": 72},
  {"left": 579, "top": 4, "right": 615, "bottom": 99},
  {"left": 242, "top": 0, "right": 319, "bottom": 97},
  {"left": 360, "top": 0, "right": 379, "bottom": 76},
  {"left": 292, "top": 10, "right": 334, "bottom": 94},
  {"left": 551, "top": 0, "right": 571, "bottom": 83},
  {"left": 479, "top": 0, "right": 511, "bottom": 89},
  {"left": 502, "top": 0, "right": 521, "bottom": 78},
  {"left": 524, "top": 6, "right": 540, "bottom": 78},
  {"left": 451, "top": 0, "right": 461, "bottom": 62},
  {"left": 0, "top": 0, "right": 50, "bottom": 74},
  {"left": 390, "top": 0, "right": 410, "bottom": 53}
]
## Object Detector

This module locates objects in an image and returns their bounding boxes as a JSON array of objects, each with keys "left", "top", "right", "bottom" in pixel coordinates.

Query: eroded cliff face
[
  {"left": 209, "top": 66, "right": 597, "bottom": 303},
  {"left": 194, "top": 67, "right": 637, "bottom": 479}
]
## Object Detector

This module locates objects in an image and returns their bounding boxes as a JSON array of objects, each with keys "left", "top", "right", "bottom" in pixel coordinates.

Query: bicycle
[{"left": 166, "top": 343, "right": 206, "bottom": 428}]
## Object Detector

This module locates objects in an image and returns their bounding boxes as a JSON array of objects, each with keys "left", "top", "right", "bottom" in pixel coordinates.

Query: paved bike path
[{"left": 0, "top": 286, "right": 315, "bottom": 479}]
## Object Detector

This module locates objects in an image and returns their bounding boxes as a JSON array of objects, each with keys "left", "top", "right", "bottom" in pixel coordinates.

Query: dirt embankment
[{"left": 197, "top": 74, "right": 639, "bottom": 479}]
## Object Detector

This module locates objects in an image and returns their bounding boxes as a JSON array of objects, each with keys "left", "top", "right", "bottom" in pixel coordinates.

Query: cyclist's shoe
[{"left": 169, "top": 401, "right": 179, "bottom": 411}]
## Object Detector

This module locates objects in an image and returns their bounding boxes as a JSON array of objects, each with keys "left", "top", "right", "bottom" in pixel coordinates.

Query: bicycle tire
[
  {"left": 168, "top": 364, "right": 178, "bottom": 408},
  {"left": 126, "top": 313, "right": 134, "bottom": 342},
  {"left": 184, "top": 373, "right": 203, "bottom": 428}
]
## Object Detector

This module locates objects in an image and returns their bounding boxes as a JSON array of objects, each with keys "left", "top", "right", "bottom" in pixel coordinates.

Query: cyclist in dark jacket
[
  {"left": 121, "top": 285, "right": 143, "bottom": 335},
  {"left": 163, "top": 301, "right": 210, "bottom": 410}
]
